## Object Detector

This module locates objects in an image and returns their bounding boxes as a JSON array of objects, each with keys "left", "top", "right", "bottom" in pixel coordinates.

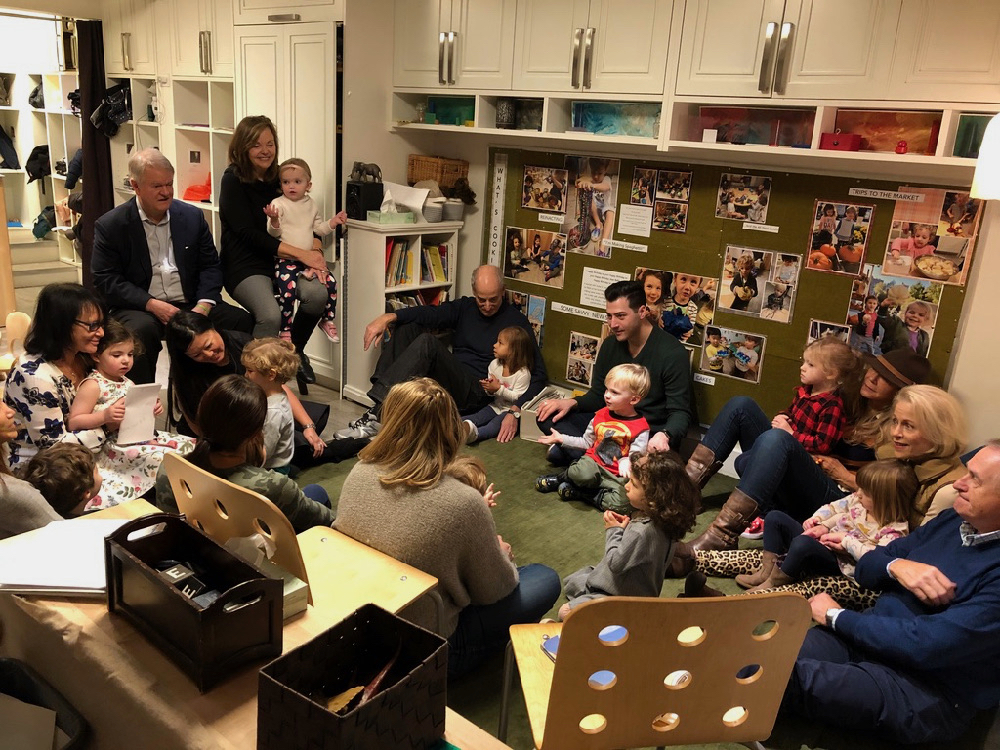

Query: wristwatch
[
  {"left": 825, "top": 607, "right": 843, "bottom": 629},
  {"left": 507, "top": 408, "right": 521, "bottom": 420}
]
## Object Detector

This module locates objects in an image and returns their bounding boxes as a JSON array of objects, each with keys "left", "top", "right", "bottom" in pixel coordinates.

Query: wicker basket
[{"left": 407, "top": 154, "right": 469, "bottom": 189}]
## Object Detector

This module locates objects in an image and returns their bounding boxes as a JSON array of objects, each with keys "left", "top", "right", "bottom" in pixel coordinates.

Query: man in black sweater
[{"left": 336, "top": 265, "right": 547, "bottom": 441}]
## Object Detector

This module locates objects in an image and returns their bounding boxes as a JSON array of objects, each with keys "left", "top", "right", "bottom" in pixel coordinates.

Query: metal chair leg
[{"left": 497, "top": 640, "right": 516, "bottom": 741}]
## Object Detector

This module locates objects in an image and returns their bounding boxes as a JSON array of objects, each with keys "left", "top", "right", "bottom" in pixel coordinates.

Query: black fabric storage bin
[
  {"left": 105, "top": 513, "right": 283, "bottom": 692},
  {"left": 0, "top": 658, "right": 88, "bottom": 749},
  {"left": 258, "top": 604, "right": 447, "bottom": 749}
]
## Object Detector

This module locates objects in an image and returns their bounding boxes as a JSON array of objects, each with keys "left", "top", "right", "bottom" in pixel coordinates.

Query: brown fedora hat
[{"left": 866, "top": 349, "right": 932, "bottom": 389}]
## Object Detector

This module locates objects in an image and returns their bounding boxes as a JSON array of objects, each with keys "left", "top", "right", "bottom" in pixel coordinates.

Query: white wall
[{"left": 1, "top": 1, "right": 98, "bottom": 19}]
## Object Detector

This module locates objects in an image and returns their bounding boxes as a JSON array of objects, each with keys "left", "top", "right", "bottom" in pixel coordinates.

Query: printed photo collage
[{"left": 630, "top": 167, "right": 693, "bottom": 233}]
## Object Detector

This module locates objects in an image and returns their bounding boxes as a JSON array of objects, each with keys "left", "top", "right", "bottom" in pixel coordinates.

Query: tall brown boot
[
  {"left": 689, "top": 488, "right": 758, "bottom": 553},
  {"left": 735, "top": 550, "right": 780, "bottom": 589},
  {"left": 681, "top": 571, "right": 726, "bottom": 598},
  {"left": 665, "top": 541, "right": 696, "bottom": 578},
  {"left": 747, "top": 565, "right": 795, "bottom": 593},
  {"left": 686, "top": 443, "right": 724, "bottom": 489}
]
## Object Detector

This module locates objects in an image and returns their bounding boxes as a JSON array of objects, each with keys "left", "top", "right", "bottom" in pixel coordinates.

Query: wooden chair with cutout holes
[
  {"left": 162, "top": 452, "right": 312, "bottom": 605},
  {"left": 0, "top": 311, "right": 30, "bottom": 380},
  {"left": 498, "top": 593, "right": 812, "bottom": 750}
]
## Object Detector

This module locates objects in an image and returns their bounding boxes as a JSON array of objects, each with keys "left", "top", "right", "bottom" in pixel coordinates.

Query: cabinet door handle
[
  {"left": 571, "top": 27, "right": 583, "bottom": 88},
  {"left": 205, "top": 30, "right": 213, "bottom": 74},
  {"left": 582, "top": 27, "right": 595, "bottom": 89},
  {"left": 267, "top": 14, "right": 301, "bottom": 21},
  {"left": 757, "top": 21, "right": 777, "bottom": 94},
  {"left": 198, "top": 31, "right": 206, "bottom": 73},
  {"left": 447, "top": 31, "right": 457, "bottom": 84},
  {"left": 773, "top": 21, "right": 794, "bottom": 95},
  {"left": 438, "top": 31, "right": 447, "bottom": 84},
  {"left": 123, "top": 32, "right": 132, "bottom": 71}
]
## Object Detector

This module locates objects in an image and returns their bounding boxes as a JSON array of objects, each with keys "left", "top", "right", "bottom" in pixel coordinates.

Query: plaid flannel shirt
[{"left": 780, "top": 386, "right": 846, "bottom": 455}]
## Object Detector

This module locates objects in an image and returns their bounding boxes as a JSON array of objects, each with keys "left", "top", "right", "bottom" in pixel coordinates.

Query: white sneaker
[
  {"left": 334, "top": 409, "right": 381, "bottom": 439},
  {"left": 463, "top": 420, "right": 478, "bottom": 444}
]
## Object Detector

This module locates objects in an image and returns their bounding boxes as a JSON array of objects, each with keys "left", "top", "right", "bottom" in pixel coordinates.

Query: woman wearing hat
[{"left": 669, "top": 349, "right": 937, "bottom": 573}]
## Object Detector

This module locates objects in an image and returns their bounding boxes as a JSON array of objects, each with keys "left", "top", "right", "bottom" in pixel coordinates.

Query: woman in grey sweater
[{"left": 335, "top": 378, "right": 560, "bottom": 676}]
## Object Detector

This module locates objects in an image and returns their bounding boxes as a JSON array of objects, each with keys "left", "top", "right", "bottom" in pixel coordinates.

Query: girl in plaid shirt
[{"left": 771, "top": 337, "right": 862, "bottom": 456}]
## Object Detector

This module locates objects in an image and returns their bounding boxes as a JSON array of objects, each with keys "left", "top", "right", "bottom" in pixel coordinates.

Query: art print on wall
[
  {"left": 806, "top": 200, "right": 875, "bottom": 276},
  {"left": 561, "top": 155, "right": 621, "bottom": 257},
  {"left": 717, "top": 245, "right": 773, "bottom": 318},
  {"left": 699, "top": 325, "right": 766, "bottom": 384},
  {"left": 634, "top": 267, "right": 716, "bottom": 346},
  {"left": 528, "top": 295, "right": 546, "bottom": 346},
  {"left": 715, "top": 173, "right": 771, "bottom": 224},
  {"left": 566, "top": 331, "right": 600, "bottom": 387},
  {"left": 807, "top": 319, "right": 851, "bottom": 346},
  {"left": 877, "top": 187, "right": 983, "bottom": 286},
  {"left": 849, "top": 264, "right": 942, "bottom": 357},
  {"left": 656, "top": 170, "right": 691, "bottom": 202},
  {"left": 759, "top": 252, "right": 802, "bottom": 323},
  {"left": 521, "top": 165, "right": 568, "bottom": 212},
  {"left": 630, "top": 167, "right": 656, "bottom": 205},
  {"left": 503, "top": 226, "right": 567, "bottom": 289}
]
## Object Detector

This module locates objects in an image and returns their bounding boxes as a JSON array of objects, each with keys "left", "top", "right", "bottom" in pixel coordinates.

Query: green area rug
[{"left": 299, "top": 437, "right": 997, "bottom": 750}]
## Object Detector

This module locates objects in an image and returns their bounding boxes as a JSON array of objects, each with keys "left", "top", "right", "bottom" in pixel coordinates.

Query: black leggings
[{"left": 764, "top": 510, "right": 842, "bottom": 579}]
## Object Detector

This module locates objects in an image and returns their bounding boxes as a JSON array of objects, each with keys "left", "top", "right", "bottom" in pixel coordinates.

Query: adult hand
[
  {"left": 483, "top": 482, "right": 499, "bottom": 508},
  {"left": 303, "top": 249, "right": 328, "bottom": 276},
  {"left": 480, "top": 375, "right": 501, "bottom": 394},
  {"left": 536, "top": 397, "right": 575, "bottom": 423},
  {"left": 819, "top": 532, "right": 845, "bottom": 551},
  {"left": 303, "top": 426, "right": 326, "bottom": 457},
  {"left": 813, "top": 455, "right": 856, "bottom": 487},
  {"left": 771, "top": 414, "right": 793, "bottom": 434},
  {"left": 104, "top": 397, "right": 126, "bottom": 428},
  {"left": 888, "top": 559, "right": 957, "bottom": 607},
  {"left": 363, "top": 313, "right": 396, "bottom": 351},
  {"left": 153, "top": 398, "right": 164, "bottom": 417},
  {"left": 498, "top": 535, "right": 514, "bottom": 562},
  {"left": 496, "top": 413, "right": 518, "bottom": 443},
  {"left": 808, "top": 592, "right": 841, "bottom": 625},
  {"left": 537, "top": 429, "right": 564, "bottom": 446},
  {"left": 647, "top": 432, "right": 670, "bottom": 453},
  {"left": 603, "top": 510, "right": 629, "bottom": 529},
  {"left": 145, "top": 298, "right": 180, "bottom": 325}
]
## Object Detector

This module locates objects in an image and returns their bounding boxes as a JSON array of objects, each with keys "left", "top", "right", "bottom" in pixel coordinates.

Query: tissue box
[
  {"left": 367, "top": 211, "right": 415, "bottom": 224},
  {"left": 520, "top": 385, "right": 574, "bottom": 442}
]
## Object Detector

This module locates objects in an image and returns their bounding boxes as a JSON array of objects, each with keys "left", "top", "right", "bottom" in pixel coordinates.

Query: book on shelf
[
  {"left": 426, "top": 244, "right": 447, "bottom": 282},
  {"left": 384, "top": 237, "right": 395, "bottom": 272},
  {"left": 439, "top": 244, "right": 449, "bottom": 279}
]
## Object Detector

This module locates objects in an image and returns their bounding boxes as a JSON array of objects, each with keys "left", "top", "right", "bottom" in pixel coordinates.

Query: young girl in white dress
[{"left": 68, "top": 320, "right": 195, "bottom": 502}]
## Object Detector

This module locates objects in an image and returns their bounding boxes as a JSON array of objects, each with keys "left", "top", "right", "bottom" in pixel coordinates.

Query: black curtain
[{"left": 77, "top": 20, "right": 113, "bottom": 290}]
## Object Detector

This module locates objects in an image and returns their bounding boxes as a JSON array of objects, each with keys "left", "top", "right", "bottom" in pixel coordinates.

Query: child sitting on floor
[
  {"left": 558, "top": 451, "right": 699, "bottom": 619},
  {"left": 241, "top": 337, "right": 299, "bottom": 474},
  {"left": 463, "top": 326, "right": 533, "bottom": 444},
  {"left": 447, "top": 454, "right": 499, "bottom": 509},
  {"left": 21, "top": 443, "right": 103, "bottom": 517},
  {"left": 736, "top": 459, "right": 916, "bottom": 592},
  {"left": 535, "top": 363, "right": 649, "bottom": 514}
]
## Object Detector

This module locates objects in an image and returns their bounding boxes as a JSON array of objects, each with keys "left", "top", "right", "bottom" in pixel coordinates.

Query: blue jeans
[
  {"left": 448, "top": 563, "right": 560, "bottom": 677},
  {"left": 302, "top": 483, "right": 331, "bottom": 508}
]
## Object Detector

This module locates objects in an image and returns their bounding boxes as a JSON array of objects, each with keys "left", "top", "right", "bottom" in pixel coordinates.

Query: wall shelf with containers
[
  {"left": 41, "top": 71, "right": 82, "bottom": 265},
  {"left": 108, "top": 76, "right": 160, "bottom": 207}
]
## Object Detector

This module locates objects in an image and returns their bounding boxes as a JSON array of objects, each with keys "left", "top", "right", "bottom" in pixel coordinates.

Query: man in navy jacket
[
  {"left": 784, "top": 441, "right": 1000, "bottom": 744},
  {"left": 93, "top": 148, "right": 251, "bottom": 383},
  {"left": 336, "top": 265, "right": 546, "bottom": 442}
]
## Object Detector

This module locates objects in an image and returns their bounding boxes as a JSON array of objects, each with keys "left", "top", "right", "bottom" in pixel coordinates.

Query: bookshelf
[{"left": 341, "top": 218, "right": 462, "bottom": 405}]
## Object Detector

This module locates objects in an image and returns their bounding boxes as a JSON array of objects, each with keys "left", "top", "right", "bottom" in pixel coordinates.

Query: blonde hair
[
  {"left": 278, "top": 157, "right": 311, "bottom": 180},
  {"left": 891, "top": 385, "right": 968, "bottom": 460},
  {"left": 446, "top": 455, "right": 487, "bottom": 494},
  {"left": 804, "top": 336, "right": 863, "bottom": 414},
  {"left": 855, "top": 459, "right": 918, "bottom": 526},
  {"left": 241, "top": 337, "right": 300, "bottom": 384},
  {"left": 736, "top": 253, "right": 754, "bottom": 272},
  {"left": 358, "top": 378, "right": 463, "bottom": 488},
  {"left": 606, "top": 363, "right": 650, "bottom": 401}
]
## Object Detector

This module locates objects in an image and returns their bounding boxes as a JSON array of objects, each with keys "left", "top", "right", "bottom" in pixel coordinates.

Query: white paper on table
[
  {"left": 0, "top": 693, "right": 57, "bottom": 750},
  {"left": 381, "top": 181, "right": 430, "bottom": 220},
  {"left": 117, "top": 383, "right": 162, "bottom": 445}
]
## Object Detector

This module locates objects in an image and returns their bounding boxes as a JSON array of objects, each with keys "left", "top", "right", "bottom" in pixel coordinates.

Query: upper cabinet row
[{"left": 394, "top": 0, "right": 1000, "bottom": 105}]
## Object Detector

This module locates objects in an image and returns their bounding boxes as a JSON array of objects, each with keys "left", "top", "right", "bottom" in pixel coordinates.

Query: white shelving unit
[
  {"left": 341, "top": 218, "right": 461, "bottom": 406},
  {"left": 108, "top": 75, "right": 161, "bottom": 207}
]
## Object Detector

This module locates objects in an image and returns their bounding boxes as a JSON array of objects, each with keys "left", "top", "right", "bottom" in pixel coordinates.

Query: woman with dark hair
[
  {"left": 219, "top": 115, "right": 329, "bottom": 387},
  {"left": 154, "top": 375, "right": 332, "bottom": 532},
  {"left": 0, "top": 403, "right": 62, "bottom": 538}
]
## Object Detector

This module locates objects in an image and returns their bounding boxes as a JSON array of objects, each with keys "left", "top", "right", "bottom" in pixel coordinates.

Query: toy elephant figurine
[{"left": 351, "top": 161, "right": 382, "bottom": 183}]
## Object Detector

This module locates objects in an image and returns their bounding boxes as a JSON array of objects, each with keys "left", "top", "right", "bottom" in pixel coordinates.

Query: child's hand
[
  {"left": 802, "top": 516, "right": 819, "bottom": 530},
  {"left": 104, "top": 397, "right": 126, "bottom": 428},
  {"left": 329, "top": 210, "right": 348, "bottom": 228},
  {"left": 483, "top": 482, "right": 499, "bottom": 508},
  {"left": 771, "top": 414, "right": 793, "bottom": 434},
  {"left": 801, "top": 524, "right": 826, "bottom": 539},
  {"left": 480, "top": 375, "right": 501, "bottom": 394},
  {"left": 603, "top": 510, "right": 630, "bottom": 529},
  {"left": 303, "top": 426, "right": 326, "bottom": 457},
  {"left": 263, "top": 204, "right": 280, "bottom": 227},
  {"left": 819, "top": 532, "right": 845, "bottom": 551},
  {"left": 537, "top": 429, "right": 564, "bottom": 446},
  {"left": 153, "top": 398, "right": 164, "bottom": 417}
]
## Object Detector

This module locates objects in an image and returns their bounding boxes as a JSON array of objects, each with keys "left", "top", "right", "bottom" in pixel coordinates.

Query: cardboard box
[{"left": 519, "top": 385, "right": 573, "bottom": 442}]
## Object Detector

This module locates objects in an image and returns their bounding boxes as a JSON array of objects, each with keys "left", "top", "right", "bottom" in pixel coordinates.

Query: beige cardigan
[{"left": 875, "top": 442, "right": 965, "bottom": 528}]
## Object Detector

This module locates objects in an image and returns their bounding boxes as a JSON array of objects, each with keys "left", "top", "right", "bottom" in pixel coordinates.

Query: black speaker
[{"left": 345, "top": 180, "right": 384, "bottom": 220}]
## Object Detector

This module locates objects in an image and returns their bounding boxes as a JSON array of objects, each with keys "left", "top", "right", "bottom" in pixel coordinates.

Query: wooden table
[{"left": 0, "top": 500, "right": 510, "bottom": 749}]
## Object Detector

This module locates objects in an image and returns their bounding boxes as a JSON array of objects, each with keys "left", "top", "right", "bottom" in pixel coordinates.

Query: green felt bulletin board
[{"left": 485, "top": 147, "right": 971, "bottom": 425}]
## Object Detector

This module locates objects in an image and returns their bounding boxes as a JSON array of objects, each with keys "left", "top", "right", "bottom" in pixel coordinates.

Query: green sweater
[{"left": 575, "top": 326, "right": 693, "bottom": 447}]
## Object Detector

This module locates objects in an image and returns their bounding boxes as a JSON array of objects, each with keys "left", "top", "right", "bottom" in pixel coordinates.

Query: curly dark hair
[{"left": 628, "top": 451, "right": 699, "bottom": 539}]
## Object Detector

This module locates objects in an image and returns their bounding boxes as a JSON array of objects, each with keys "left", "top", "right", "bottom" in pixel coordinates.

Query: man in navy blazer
[{"left": 93, "top": 148, "right": 251, "bottom": 383}]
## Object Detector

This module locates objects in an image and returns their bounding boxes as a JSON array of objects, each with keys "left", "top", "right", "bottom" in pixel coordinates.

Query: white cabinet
[
  {"left": 675, "top": 0, "right": 900, "bottom": 100},
  {"left": 233, "top": 0, "right": 342, "bottom": 25},
  {"left": 102, "top": 0, "right": 156, "bottom": 75},
  {"left": 512, "top": 0, "right": 674, "bottom": 94},
  {"left": 889, "top": 0, "right": 1000, "bottom": 104},
  {"left": 393, "top": 0, "right": 516, "bottom": 89},
  {"left": 165, "top": 0, "right": 234, "bottom": 78}
]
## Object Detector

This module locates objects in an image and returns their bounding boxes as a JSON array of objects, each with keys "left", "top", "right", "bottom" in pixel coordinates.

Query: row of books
[
  {"left": 385, "top": 239, "right": 450, "bottom": 287},
  {"left": 386, "top": 288, "right": 450, "bottom": 308}
]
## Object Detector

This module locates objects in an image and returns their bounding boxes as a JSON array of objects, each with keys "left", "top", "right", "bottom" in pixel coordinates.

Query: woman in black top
[{"left": 218, "top": 115, "right": 329, "bottom": 383}]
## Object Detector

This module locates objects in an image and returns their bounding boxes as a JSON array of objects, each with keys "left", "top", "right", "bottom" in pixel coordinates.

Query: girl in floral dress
[{"left": 68, "top": 320, "right": 194, "bottom": 506}]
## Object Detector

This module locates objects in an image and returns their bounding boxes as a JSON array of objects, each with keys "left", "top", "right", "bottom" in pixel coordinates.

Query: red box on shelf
[{"left": 819, "top": 132, "right": 862, "bottom": 151}]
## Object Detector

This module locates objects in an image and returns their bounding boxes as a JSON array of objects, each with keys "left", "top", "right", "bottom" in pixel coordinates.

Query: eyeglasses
[{"left": 74, "top": 319, "right": 104, "bottom": 333}]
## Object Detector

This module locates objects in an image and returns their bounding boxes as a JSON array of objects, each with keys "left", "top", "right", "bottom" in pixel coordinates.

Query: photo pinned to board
[
  {"left": 656, "top": 170, "right": 691, "bottom": 202},
  {"left": 807, "top": 319, "right": 851, "bottom": 346},
  {"left": 634, "top": 267, "right": 716, "bottom": 346},
  {"left": 562, "top": 155, "right": 621, "bottom": 257},
  {"left": 849, "top": 264, "right": 942, "bottom": 358},
  {"left": 527, "top": 294, "right": 546, "bottom": 346},
  {"left": 521, "top": 165, "right": 568, "bottom": 213},
  {"left": 566, "top": 331, "right": 600, "bottom": 387},
  {"left": 877, "top": 186, "right": 983, "bottom": 286},
  {"left": 716, "top": 173, "right": 771, "bottom": 224},
  {"left": 717, "top": 245, "right": 774, "bottom": 319},
  {"left": 699, "top": 325, "right": 766, "bottom": 384},
  {"left": 506, "top": 289, "right": 528, "bottom": 317},
  {"left": 630, "top": 167, "right": 656, "bottom": 205},
  {"left": 503, "top": 226, "right": 567, "bottom": 289},
  {"left": 759, "top": 252, "right": 802, "bottom": 323},
  {"left": 806, "top": 200, "right": 874, "bottom": 276},
  {"left": 652, "top": 200, "right": 688, "bottom": 232}
]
